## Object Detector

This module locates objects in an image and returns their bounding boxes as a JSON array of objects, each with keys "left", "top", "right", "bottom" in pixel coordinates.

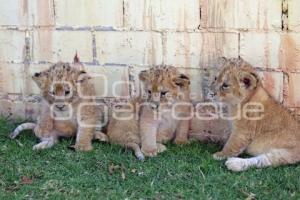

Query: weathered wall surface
[{"left": 0, "top": 0, "right": 300, "bottom": 119}]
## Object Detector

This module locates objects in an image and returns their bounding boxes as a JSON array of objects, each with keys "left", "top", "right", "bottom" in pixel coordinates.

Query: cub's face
[
  {"left": 212, "top": 58, "right": 259, "bottom": 106},
  {"left": 139, "top": 66, "right": 190, "bottom": 107},
  {"left": 32, "top": 62, "right": 89, "bottom": 112}
]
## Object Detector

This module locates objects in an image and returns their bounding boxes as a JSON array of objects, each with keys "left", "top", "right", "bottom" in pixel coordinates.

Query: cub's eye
[
  {"left": 48, "top": 91, "right": 55, "bottom": 96},
  {"left": 222, "top": 83, "right": 230, "bottom": 89},
  {"left": 65, "top": 90, "right": 70, "bottom": 95},
  {"left": 161, "top": 91, "right": 168, "bottom": 96},
  {"left": 147, "top": 90, "right": 152, "bottom": 95}
]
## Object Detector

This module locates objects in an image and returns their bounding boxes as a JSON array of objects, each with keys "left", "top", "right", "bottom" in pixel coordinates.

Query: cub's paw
[
  {"left": 136, "top": 152, "right": 145, "bottom": 161},
  {"left": 157, "top": 143, "right": 167, "bottom": 153},
  {"left": 141, "top": 147, "right": 157, "bottom": 157},
  {"left": 72, "top": 144, "right": 93, "bottom": 151},
  {"left": 33, "top": 143, "right": 46, "bottom": 150},
  {"left": 174, "top": 138, "right": 189, "bottom": 145},
  {"left": 94, "top": 131, "right": 108, "bottom": 142},
  {"left": 33, "top": 140, "right": 56, "bottom": 150},
  {"left": 213, "top": 151, "right": 228, "bottom": 160},
  {"left": 225, "top": 157, "right": 249, "bottom": 172}
]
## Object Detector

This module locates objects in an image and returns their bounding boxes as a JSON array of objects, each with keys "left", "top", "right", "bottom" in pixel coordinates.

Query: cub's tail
[{"left": 10, "top": 123, "right": 36, "bottom": 139}]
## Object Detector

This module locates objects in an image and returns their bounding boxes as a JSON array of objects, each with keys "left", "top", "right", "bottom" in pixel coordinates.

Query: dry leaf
[
  {"left": 121, "top": 165, "right": 126, "bottom": 180},
  {"left": 121, "top": 170, "right": 126, "bottom": 180},
  {"left": 241, "top": 190, "right": 256, "bottom": 200},
  {"left": 108, "top": 163, "right": 120, "bottom": 175},
  {"left": 245, "top": 193, "right": 256, "bottom": 200},
  {"left": 108, "top": 163, "right": 126, "bottom": 180},
  {"left": 21, "top": 176, "right": 33, "bottom": 185}
]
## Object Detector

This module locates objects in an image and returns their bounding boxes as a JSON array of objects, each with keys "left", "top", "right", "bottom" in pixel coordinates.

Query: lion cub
[
  {"left": 139, "top": 66, "right": 191, "bottom": 157},
  {"left": 107, "top": 66, "right": 191, "bottom": 159},
  {"left": 10, "top": 56, "right": 107, "bottom": 151},
  {"left": 212, "top": 57, "right": 300, "bottom": 171},
  {"left": 188, "top": 104, "right": 231, "bottom": 145},
  {"left": 107, "top": 98, "right": 144, "bottom": 160}
]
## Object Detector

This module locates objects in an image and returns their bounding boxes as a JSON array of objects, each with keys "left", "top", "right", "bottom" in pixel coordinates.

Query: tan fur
[
  {"left": 11, "top": 58, "right": 107, "bottom": 151},
  {"left": 139, "top": 66, "right": 191, "bottom": 157},
  {"left": 188, "top": 59, "right": 232, "bottom": 145},
  {"left": 10, "top": 123, "right": 37, "bottom": 139},
  {"left": 107, "top": 98, "right": 144, "bottom": 160},
  {"left": 212, "top": 57, "right": 300, "bottom": 171},
  {"left": 188, "top": 104, "right": 231, "bottom": 145}
]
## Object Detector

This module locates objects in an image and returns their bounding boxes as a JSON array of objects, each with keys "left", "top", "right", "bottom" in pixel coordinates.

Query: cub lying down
[
  {"left": 10, "top": 57, "right": 107, "bottom": 151},
  {"left": 188, "top": 104, "right": 231, "bottom": 145},
  {"left": 212, "top": 57, "right": 300, "bottom": 171}
]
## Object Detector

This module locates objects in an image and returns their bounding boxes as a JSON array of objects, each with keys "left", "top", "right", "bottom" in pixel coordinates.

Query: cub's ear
[
  {"left": 238, "top": 56, "right": 245, "bottom": 62},
  {"left": 32, "top": 71, "right": 47, "bottom": 88},
  {"left": 139, "top": 70, "right": 149, "bottom": 82},
  {"left": 239, "top": 71, "right": 258, "bottom": 90},
  {"left": 236, "top": 56, "right": 246, "bottom": 66},
  {"left": 173, "top": 74, "right": 190, "bottom": 87},
  {"left": 74, "top": 51, "right": 80, "bottom": 63},
  {"left": 216, "top": 57, "right": 228, "bottom": 67},
  {"left": 218, "top": 56, "right": 228, "bottom": 63},
  {"left": 76, "top": 70, "right": 91, "bottom": 83},
  {"left": 73, "top": 52, "right": 85, "bottom": 71}
]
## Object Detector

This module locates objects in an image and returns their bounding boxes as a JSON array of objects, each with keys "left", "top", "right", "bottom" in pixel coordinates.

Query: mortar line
[
  {"left": 91, "top": 31, "right": 98, "bottom": 65},
  {"left": 238, "top": 32, "right": 241, "bottom": 58},
  {"left": 161, "top": 32, "right": 165, "bottom": 65},
  {"left": 198, "top": 0, "right": 202, "bottom": 30},
  {"left": 281, "top": 0, "right": 289, "bottom": 31},
  {"left": 52, "top": 0, "right": 56, "bottom": 21},
  {"left": 122, "top": 0, "right": 126, "bottom": 28}
]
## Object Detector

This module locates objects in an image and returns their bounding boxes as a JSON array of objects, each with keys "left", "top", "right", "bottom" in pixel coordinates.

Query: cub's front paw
[
  {"left": 213, "top": 151, "right": 228, "bottom": 160},
  {"left": 157, "top": 143, "right": 167, "bottom": 153},
  {"left": 136, "top": 152, "right": 145, "bottom": 161},
  {"left": 94, "top": 131, "right": 108, "bottom": 142},
  {"left": 141, "top": 147, "right": 157, "bottom": 157},
  {"left": 72, "top": 144, "right": 93, "bottom": 151},
  {"left": 174, "top": 138, "right": 188, "bottom": 145}
]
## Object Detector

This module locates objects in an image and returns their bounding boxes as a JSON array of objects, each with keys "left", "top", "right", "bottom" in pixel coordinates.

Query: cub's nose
[
  {"left": 150, "top": 101, "right": 160, "bottom": 109},
  {"left": 206, "top": 90, "right": 217, "bottom": 101},
  {"left": 151, "top": 92, "right": 161, "bottom": 103},
  {"left": 55, "top": 104, "right": 66, "bottom": 110}
]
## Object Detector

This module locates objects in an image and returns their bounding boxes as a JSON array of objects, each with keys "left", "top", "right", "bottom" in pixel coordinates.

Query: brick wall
[{"left": 0, "top": 0, "right": 300, "bottom": 119}]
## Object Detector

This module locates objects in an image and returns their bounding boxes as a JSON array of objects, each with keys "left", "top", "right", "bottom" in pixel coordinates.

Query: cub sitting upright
[
  {"left": 139, "top": 66, "right": 191, "bottom": 157},
  {"left": 212, "top": 57, "right": 300, "bottom": 171},
  {"left": 107, "top": 98, "right": 144, "bottom": 160},
  {"left": 10, "top": 56, "right": 107, "bottom": 151}
]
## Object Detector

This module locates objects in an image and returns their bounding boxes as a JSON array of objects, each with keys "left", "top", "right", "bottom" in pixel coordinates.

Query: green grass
[{"left": 0, "top": 118, "right": 299, "bottom": 199}]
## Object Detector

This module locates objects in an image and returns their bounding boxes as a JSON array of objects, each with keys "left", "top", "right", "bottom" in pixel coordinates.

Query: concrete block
[{"left": 95, "top": 31, "right": 162, "bottom": 65}]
